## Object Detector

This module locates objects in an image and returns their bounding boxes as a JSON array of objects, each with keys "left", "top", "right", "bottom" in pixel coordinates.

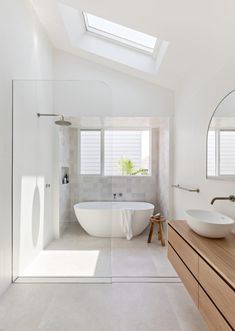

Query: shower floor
[{"left": 19, "top": 222, "right": 177, "bottom": 281}]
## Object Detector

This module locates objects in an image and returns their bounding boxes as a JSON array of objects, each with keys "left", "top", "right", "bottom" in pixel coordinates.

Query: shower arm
[
  {"left": 37, "top": 113, "right": 63, "bottom": 119},
  {"left": 37, "top": 113, "right": 71, "bottom": 126}
]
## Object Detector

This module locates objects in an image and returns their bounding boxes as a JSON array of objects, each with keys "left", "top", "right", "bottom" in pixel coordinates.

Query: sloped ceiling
[{"left": 31, "top": 0, "right": 235, "bottom": 92}]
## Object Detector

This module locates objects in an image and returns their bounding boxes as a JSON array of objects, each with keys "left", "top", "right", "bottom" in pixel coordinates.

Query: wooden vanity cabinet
[
  {"left": 168, "top": 226, "right": 198, "bottom": 277},
  {"left": 198, "top": 287, "right": 232, "bottom": 331},
  {"left": 168, "top": 221, "right": 235, "bottom": 331},
  {"left": 168, "top": 244, "right": 199, "bottom": 306}
]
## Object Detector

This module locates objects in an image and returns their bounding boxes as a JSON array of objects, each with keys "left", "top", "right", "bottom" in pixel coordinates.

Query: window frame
[
  {"left": 79, "top": 128, "right": 152, "bottom": 177},
  {"left": 82, "top": 12, "right": 157, "bottom": 56}
]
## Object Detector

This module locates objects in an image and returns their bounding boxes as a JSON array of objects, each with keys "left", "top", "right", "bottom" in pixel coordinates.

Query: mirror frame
[{"left": 206, "top": 89, "right": 235, "bottom": 181}]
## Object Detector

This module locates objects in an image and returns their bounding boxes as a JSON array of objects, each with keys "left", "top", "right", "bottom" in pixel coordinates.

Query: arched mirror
[{"left": 207, "top": 90, "right": 235, "bottom": 179}]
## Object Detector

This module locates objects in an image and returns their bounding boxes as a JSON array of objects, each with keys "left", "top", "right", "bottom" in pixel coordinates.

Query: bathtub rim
[{"left": 73, "top": 201, "right": 155, "bottom": 211}]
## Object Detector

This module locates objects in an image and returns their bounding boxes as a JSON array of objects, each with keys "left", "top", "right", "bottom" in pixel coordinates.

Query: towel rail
[{"left": 172, "top": 184, "right": 200, "bottom": 193}]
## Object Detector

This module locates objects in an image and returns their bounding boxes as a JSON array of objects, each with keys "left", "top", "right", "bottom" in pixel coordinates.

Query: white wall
[
  {"left": 174, "top": 60, "right": 235, "bottom": 222},
  {"left": 54, "top": 50, "right": 174, "bottom": 118},
  {"left": 0, "top": 0, "right": 53, "bottom": 294},
  {"left": 54, "top": 80, "right": 112, "bottom": 118},
  {"left": 13, "top": 81, "right": 56, "bottom": 279}
]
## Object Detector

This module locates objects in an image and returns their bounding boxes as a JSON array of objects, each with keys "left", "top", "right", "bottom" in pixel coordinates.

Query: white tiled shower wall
[{"left": 59, "top": 126, "right": 169, "bottom": 223}]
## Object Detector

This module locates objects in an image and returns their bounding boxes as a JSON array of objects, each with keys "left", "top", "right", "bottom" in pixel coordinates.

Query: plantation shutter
[
  {"left": 220, "top": 130, "right": 235, "bottom": 175},
  {"left": 80, "top": 130, "right": 101, "bottom": 174}
]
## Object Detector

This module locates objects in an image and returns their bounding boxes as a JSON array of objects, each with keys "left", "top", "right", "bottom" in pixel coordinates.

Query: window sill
[{"left": 207, "top": 175, "right": 235, "bottom": 181}]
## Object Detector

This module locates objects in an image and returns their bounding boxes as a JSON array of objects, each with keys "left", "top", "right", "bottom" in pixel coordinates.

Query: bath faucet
[
  {"left": 210, "top": 195, "right": 235, "bottom": 205},
  {"left": 113, "top": 193, "right": 123, "bottom": 200}
]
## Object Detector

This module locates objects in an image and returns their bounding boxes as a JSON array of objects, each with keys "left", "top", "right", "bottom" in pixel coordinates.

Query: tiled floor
[
  {"left": 111, "top": 233, "right": 177, "bottom": 277},
  {"left": 5, "top": 223, "right": 210, "bottom": 331},
  {"left": 19, "top": 223, "right": 177, "bottom": 279},
  {"left": 20, "top": 223, "right": 111, "bottom": 277},
  {"left": 0, "top": 283, "right": 209, "bottom": 331}
]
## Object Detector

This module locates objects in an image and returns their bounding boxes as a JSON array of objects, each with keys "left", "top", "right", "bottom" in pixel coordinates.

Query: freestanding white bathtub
[{"left": 74, "top": 201, "right": 154, "bottom": 238}]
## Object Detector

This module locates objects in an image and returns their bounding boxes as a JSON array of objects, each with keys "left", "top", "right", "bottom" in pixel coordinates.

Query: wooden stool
[{"left": 147, "top": 214, "right": 166, "bottom": 246}]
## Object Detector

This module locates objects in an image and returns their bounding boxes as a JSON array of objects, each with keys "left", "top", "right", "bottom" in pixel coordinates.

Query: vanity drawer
[
  {"left": 199, "top": 257, "right": 235, "bottom": 329},
  {"left": 199, "top": 286, "right": 232, "bottom": 331},
  {"left": 168, "top": 226, "right": 198, "bottom": 277},
  {"left": 168, "top": 244, "right": 198, "bottom": 306}
]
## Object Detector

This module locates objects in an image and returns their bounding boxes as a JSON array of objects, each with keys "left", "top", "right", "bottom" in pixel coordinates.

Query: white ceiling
[{"left": 31, "top": 0, "right": 235, "bottom": 92}]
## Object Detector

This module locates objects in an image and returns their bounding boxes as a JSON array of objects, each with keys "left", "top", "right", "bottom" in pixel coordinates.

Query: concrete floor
[{"left": 0, "top": 283, "right": 209, "bottom": 331}]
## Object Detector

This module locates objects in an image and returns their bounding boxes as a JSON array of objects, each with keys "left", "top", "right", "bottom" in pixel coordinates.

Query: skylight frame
[{"left": 83, "top": 12, "right": 157, "bottom": 55}]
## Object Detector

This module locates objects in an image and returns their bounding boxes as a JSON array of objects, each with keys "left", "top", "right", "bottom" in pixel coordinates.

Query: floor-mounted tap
[{"left": 210, "top": 195, "right": 235, "bottom": 205}]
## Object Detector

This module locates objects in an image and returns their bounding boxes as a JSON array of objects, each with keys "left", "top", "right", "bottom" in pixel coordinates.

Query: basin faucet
[{"left": 210, "top": 195, "right": 235, "bottom": 205}]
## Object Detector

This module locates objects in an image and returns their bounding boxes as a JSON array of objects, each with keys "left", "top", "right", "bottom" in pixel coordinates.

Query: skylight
[{"left": 83, "top": 12, "right": 157, "bottom": 54}]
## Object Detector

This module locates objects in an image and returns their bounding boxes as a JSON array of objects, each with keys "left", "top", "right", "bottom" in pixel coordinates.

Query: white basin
[{"left": 185, "top": 209, "right": 235, "bottom": 238}]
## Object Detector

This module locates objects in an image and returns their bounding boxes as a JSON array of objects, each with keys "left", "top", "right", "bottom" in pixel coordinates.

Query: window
[
  {"left": 83, "top": 12, "right": 157, "bottom": 54},
  {"left": 220, "top": 130, "right": 235, "bottom": 175},
  {"left": 80, "top": 130, "right": 101, "bottom": 175},
  {"left": 104, "top": 130, "right": 150, "bottom": 176},
  {"left": 207, "top": 129, "right": 235, "bottom": 176},
  {"left": 80, "top": 129, "right": 151, "bottom": 176}
]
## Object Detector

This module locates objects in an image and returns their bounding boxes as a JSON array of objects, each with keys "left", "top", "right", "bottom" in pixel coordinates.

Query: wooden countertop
[{"left": 168, "top": 221, "right": 235, "bottom": 290}]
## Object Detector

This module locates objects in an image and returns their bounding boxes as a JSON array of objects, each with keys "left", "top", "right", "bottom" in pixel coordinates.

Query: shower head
[
  {"left": 54, "top": 116, "right": 71, "bottom": 126},
  {"left": 37, "top": 113, "right": 71, "bottom": 126}
]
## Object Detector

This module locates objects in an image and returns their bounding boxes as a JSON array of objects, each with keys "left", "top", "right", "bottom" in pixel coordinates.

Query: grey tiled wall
[{"left": 59, "top": 126, "right": 168, "bottom": 223}]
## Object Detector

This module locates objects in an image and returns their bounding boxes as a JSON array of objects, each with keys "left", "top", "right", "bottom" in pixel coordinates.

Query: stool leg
[
  {"left": 158, "top": 224, "right": 161, "bottom": 240},
  {"left": 148, "top": 222, "right": 154, "bottom": 243},
  {"left": 159, "top": 222, "right": 165, "bottom": 246}
]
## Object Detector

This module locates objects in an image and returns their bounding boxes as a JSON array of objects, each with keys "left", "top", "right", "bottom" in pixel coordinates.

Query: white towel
[{"left": 121, "top": 209, "right": 134, "bottom": 240}]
